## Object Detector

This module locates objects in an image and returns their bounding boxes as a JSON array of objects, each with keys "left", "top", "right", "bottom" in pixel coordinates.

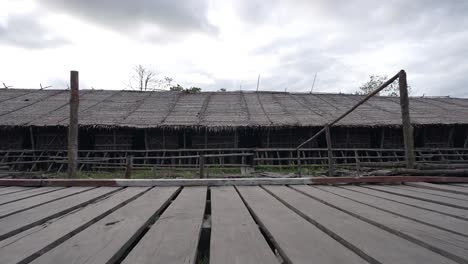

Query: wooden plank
[
  {"left": 209, "top": 186, "right": 279, "bottom": 264},
  {"left": 0, "top": 187, "right": 149, "bottom": 264},
  {"left": 122, "top": 187, "right": 206, "bottom": 264},
  {"left": 0, "top": 187, "right": 94, "bottom": 218},
  {"left": 0, "top": 187, "right": 92, "bottom": 218},
  {"left": 364, "top": 185, "right": 468, "bottom": 210},
  {"left": 292, "top": 185, "right": 468, "bottom": 263},
  {"left": 265, "top": 185, "right": 457, "bottom": 264},
  {"left": 0, "top": 187, "right": 32, "bottom": 196},
  {"left": 31, "top": 187, "right": 179, "bottom": 264},
  {"left": 0, "top": 187, "right": 64, "bottom": 206},
  {"left": 236, "top": 186, "right": 366, "bottom": 264},
  {"left": 407, "top": 182, "right": 468, "bottom": 195},
  {"left": 396, "top": 185, "right": 468, "bottom": 201},
  {"left": 0, "top": 187, "right": 118, "bottom": 240},
  {"left": 318, "top": 186, "right": 468, "bottom": 237}
]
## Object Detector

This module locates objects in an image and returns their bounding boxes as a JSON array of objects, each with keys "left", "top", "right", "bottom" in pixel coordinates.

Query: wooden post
[
  {"left": 204, "top": 128, "right": 208, "bottom": 149},
  {"left": 68, "top": 71, "right": 79, "bottom": 178},
  {"left": 380, "top": 128, "right": 385, "bottom": 148},
  {"left": 297, "top": 149, "right": 301, "bottom": 176},
  {"left": 144, "top": 129, "right": 149, "bottom": 150},
  {"left": 234, "top": 129, "right": 238, "bottom": 148},
  {"left": 199, "top": 154, "right": 205, "bottom": 178},
  {"left": 29, "top": 127, "right": 35, "bottom": 150},
  {"left": 399, "top": 70, "right": 415, "bottom": 169},
  {"left": 325, "top": 125, "right": 334, "bottom": 177},
  {"left": 125, "top": 155, "right": 133, "bottom": 179}
]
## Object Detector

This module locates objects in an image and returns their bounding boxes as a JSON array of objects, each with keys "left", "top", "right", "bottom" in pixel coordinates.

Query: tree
[
  {"left": 169, "top": 84, "right": 184, "bottom": 91},
  {"left": 356, "top": 75, "right": 411, "bottom": 96},
  {"left": 169, "top": 84, "right": 202, "bottom": 93},
  {"left": 129, "top": 65, "right": 173, "bottom": 91},
  {"left": 186, "top": 87, "right": 201, "bottom": 93},
  {"left": 218, "top": 88, "right": 226, "bottom": 92}
]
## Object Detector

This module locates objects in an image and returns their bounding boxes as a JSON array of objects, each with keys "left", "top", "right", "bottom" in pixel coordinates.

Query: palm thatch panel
[{"left": 0, "top": 89, "right": 467, "bottom": 129}]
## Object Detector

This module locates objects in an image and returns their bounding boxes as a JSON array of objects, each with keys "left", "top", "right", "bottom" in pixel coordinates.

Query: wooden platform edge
[{"left": 0, "top": 176, "right": 467, "bottom": 187}]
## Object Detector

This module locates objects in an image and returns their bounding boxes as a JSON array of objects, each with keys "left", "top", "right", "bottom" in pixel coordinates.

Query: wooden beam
[
  {"left": 325, "top": 125, "right": 334, "bottom": 176},
  {"left": 199, "top": 154, "right": 205, "bottom": 178},
  {"left": 380, "top": 127, "right": 385, "bottom": 148},
  {"left": 399, "top": 70, "right": 415, "bottom": 168},
  {"left": 29, "top": 127, "right": 35, "bottom": 151},
  {"left": 68, "top": 71, "right": 79, "bottom": 178},
  {"left": 297, "top": 72, "right": 400, "bottom": 149},
  {"left": 1, "top": 176, "right": 468, "bottom": 187},
  {"left": 204, "top": 128, "right": 208, "bottom": 149},
  {"left": 125, "top": 155, "right": 133, "bottom": 179},
  {"left": 144, "top": 129, "right": 149, "bottom": 150}
]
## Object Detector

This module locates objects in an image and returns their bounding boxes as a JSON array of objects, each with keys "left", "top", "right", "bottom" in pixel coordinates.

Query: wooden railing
[{"left": 1, "top": 148, "right": 467, "bottom": 177}]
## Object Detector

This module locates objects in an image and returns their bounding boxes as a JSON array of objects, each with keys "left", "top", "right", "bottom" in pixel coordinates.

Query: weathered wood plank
[
  {"left": 292, "top": 185, "right": 468, "bottom": 263},
  {"left": 0, "top": 187, "right": 64, "bottom": 206},
  {"left": 363, "top": 185, "right": 468, "bottom": 212},
  {"left": 397, "top": 185, "right": 468, "bottom": 201},
  {"left": 318, "top": 186, "right": 468, "bottom": 236},
  {"left": 0, "top": 187, "right": 32, "bottom": 196},
  {"left": 122, "top": 187, "right": 206, "bottom": 264},
  {"left": 237, "top": 186, "right": 366, "bottom": 264},
  {"left": 0, "top": 187, "right": 118, "bottom": 240},
  {"left": 0, "top": 187, "right": 149, "bottom": 264},
  {"left": 407, "top": 182, "right": 468, "bottom": 195},
  {"left": 31, "top": 187, "right": 179, "bottom": 264},
  {"left": 209, "top": 186, "right": 279, "bottom": 264},
  {"left": 265, "top": 185, "right": 457, "bottom": 264},
  {"left": 0, "top": 187, "right": 94, "bottom": 218}
]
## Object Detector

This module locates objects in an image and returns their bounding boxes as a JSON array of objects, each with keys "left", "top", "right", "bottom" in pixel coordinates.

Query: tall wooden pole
[
  {"left": 325, "top": 125, "right": 334, "bottom": 176},
  {"left": 398, "top": 70, "right": 415, "bottom": 169},
  {"left": 68, "top": 71, "right": 79, "bottom": 178}
]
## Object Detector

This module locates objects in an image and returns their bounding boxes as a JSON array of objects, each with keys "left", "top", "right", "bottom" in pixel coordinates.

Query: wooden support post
[
  {"left": 162, "top": 129, "right": 166, "bottom": 149},
  {"left": 68, "top": 71, "right": 79, "bottom": 179},
  {"left": 325, "top": 125, "right": 334, "bottom": 177},
  {"left": 234, "top": 129, "right": 238, "bottom": 148},
  {"left": 199, "top": 154, "right": 205, "bottom": 178},
  {"left": 204, "top": 128, "right": 208, "bottom": 149},
  {"left": 267, "top": 129, "right": 270, "bottom": 148},
  {"left": 447, "top": 127, "right": 454, "bottom": 147},
  {"left": 144, "top": 129, "right": 149, "bottom": 150},
  {"left": 29, "top": 127, "right": 35, "bottom": 150},
  {"left": 296, "top": 149, "right": 301, "bottom": 176},
  {"left": 399, "top": 70, "right": 415, "bottom": 169},
  {"left": 380, "top": 128, "right": 385, "bottom": 148},
  {"left": 125, "top": 155, "right": 133, "bottom": 179}
]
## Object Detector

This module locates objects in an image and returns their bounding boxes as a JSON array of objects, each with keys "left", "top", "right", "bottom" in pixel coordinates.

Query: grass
[{"left": 45, "top": 165, "right": 329, "bottom": 179}]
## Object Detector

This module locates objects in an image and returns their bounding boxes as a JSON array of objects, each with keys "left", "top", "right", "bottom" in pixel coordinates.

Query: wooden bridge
[{"left": 0, "top": 177, "right": 467, "bottom": 263}]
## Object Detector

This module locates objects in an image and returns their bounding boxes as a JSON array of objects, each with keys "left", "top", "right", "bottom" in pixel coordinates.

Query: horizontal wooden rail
[{"left": 1, "top": 176, "right": 468, "bottom": 187}]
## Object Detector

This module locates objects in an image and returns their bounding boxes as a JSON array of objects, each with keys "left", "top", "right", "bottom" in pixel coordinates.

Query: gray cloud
[
  {"left": 234, "top": 0, "right": 468, "bottom": 96},
  {"left": 42, "top": 0, "right": 217, "bottom": 37},
  {"left": 0, "top": 15, "right": 68, "bottom": 49}
]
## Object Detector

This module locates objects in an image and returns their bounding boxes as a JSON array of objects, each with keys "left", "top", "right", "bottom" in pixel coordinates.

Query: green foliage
[
  {"left": 356, "top": 75, "right": 411, "bottom": 96},
  {"left": 169, "top": 84, "right": 184, "bottom": 91},
  {"left": 169, "top": 85, "right": 202, "bottom": 93},
  {"left": 186, "top": 87, "right": 201, "bottom": 93}
]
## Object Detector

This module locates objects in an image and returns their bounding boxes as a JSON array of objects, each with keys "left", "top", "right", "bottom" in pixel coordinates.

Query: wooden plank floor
[{"left": 0, "top": 183, "right": 466, "bottom": 264}]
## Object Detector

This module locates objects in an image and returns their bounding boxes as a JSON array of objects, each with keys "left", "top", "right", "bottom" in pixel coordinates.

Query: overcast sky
[{"left": 0, "top": 0, "right": 467, "bottom": 97}]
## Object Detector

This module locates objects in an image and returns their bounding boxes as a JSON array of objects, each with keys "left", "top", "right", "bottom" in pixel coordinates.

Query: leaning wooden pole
[
  {"left": 68, "top": 71, "right": 79, "bottom": 178},
  {"left": 398, "top": 70, "right": 415, "bottom": 169}
]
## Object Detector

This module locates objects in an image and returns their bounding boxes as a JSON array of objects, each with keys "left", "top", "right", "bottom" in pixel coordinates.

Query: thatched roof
[{"left": 0, "top": 88, "right": 467, "bottom": 129}]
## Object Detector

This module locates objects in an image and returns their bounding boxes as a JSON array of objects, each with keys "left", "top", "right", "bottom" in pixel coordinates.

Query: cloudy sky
[{"left": 0, "top": 0, "right": 467, "bottom": 96}]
